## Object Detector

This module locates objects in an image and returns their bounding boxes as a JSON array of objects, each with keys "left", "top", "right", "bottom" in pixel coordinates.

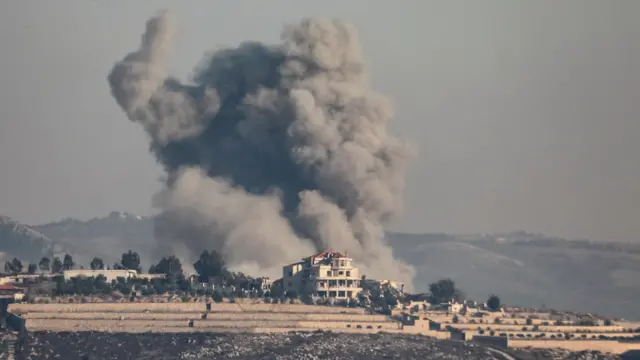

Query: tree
[
  {"left": 27, "top": 263, "right": 38, "bottom": 274},
  {"left": 62, "top": 254, "right": 75, "bottom": 270},
  {"left": 193, "top": 250, "right": 226, "bottom": 283},
  {"left": 149, "top": 255, "right": 184, "bottom": 280},
  {"left": 429, "top": 278, "right": 461, "bottom": 304},
  {"left": 51, "top": 257, "right": 63, "bottom": 273},
  {"left": 120, "top": 250, "right": 142, "bottom": 273},
  {"left": 38, "top": 257, "right": 51, "bottom": 272},
  {"left": 4, "top": 258, "right": 23, "bottom": 274},
  {"left": 487, "top": 294, "right": 501, "bottom": 311},
  {"left": 90, "top": 257, "right": 105, "bottom": 270}
]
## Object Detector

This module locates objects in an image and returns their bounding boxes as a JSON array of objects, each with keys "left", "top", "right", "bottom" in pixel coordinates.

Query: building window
[
  {"left": 329, "top": 291, "right": 337, "bottom": 297},
  {"left": 347, "top": 291, "right": 352, "bottom": 298},
  {"left": 340, "top": 260, "right": 345, "bottom": 267},
  {"left": 288, "top": 271, "right": 292, "bottom": 277},
  {"left": 346, "top": 271, "right": 351, "bottom": 277},
  {"left": 338, "top": 291, "right": 346, "bottom": 297},
  {"left": 326, "top": 271, "right": 331, "bottom": 276},
  {"left": 317, "top": 291, "right": 327, "bottom": 297},
  {"left": 339, "top": 271, "right": 344, "bottom": 276}
]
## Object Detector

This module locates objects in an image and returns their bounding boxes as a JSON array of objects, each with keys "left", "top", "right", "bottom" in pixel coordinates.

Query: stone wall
[
  {"left": 448, "top": 323, "right": 624, "bottom": 333},
  {"left": 10, "top": 303, "right": 367, "bottom": 314},
  {"left": 22, "top": 312, "right": 390, "bottom": 322},
  {"left": 509, "top": 339, "right": 640, "bottom": 354}
]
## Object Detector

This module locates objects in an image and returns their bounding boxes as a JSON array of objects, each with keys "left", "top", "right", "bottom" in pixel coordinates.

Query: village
[{"left": 1, "top": 250, "right": 640, "bottom": 358}]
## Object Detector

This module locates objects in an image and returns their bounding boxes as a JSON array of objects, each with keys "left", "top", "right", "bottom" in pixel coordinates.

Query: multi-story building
[{"left": 282, "top": 251, "right": 361, "bottom": 299}]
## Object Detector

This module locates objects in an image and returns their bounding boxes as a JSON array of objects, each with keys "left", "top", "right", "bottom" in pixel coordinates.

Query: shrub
[{"left": 212, "top": 291, "right": 223, "bottom": 303}]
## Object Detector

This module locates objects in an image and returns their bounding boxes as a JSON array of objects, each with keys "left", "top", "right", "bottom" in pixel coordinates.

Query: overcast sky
[{"left": 1, "top": 1, "right": 638, "bottom": 242}]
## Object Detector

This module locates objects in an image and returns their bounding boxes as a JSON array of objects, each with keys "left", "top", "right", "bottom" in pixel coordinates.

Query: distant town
[{"left": 1, "top": 249, "right": 640, "bottom": 357}]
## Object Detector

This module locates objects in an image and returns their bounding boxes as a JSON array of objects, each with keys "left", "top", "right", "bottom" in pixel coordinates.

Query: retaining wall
[
  {"left": 22, "top": 312, "right": 389, "bottom": 322},
  {"left": 509, "top": 339, "right": 640, "bottom": 354},
  {"left": 467, "top": 330, "right": 638, "bottom": 339},
  {"left": 10, "top": 303, "right": 366, "bottom": 314},
  {"left": 448, "top": 323, "right": 624, "bottom": 333}
]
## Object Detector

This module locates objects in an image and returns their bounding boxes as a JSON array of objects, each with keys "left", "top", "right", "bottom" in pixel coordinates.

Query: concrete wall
[
  {"left": 467, "top": 329, "right": 638, "bottom": 339},
  {"left": 509, "top": 339, "right": 640, "bottom": 354},
  {"left": 25, "top": 318, "right": 399, "bottom": 332},
  {"left": 23, "top": 312, "right": 390, "bottom": 322},
  {"left": 448, "top": 323, "right": 624, "bottom": 333},
  {"left": 10, "top": 303, "right": 367, "bottom": 314}
]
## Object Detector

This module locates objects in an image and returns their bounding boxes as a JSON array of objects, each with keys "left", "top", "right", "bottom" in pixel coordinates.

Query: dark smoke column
[{"left": 108, "top": 11, "right": 415, "bottom": 288}]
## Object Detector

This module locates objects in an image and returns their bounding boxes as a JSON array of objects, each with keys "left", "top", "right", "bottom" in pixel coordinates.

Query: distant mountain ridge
[
  {"left": 0, "top": 212, "right": 639, "bottom": 319},
  {"left": 32, "top": 211, "right": 155, "bottom": 268},
  {"left": 0, "top": 215, "right": 66, "bottom": 263}
]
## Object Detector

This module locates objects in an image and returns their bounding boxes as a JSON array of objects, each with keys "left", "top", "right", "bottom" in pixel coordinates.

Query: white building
[
  {"left": 282, "top": 251, "right": 361, "bottom": 299},
  {"left": 257, "top": 277, "right": 273, "bottom": 292},
  {"left": 63, "top": 269, "right": 138, "bottom": 283}
]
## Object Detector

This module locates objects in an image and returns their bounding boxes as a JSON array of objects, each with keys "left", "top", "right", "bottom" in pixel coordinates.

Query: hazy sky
[{"left": 1, "top": 1, "right": 639, "bottom": 242}]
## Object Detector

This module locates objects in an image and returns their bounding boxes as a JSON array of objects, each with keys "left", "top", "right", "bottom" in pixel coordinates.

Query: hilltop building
[
  {"left": 64, "top": 269, "right": 137, "bottom": 283},
  {"left": 282, "top": 251, "right": 362, "bottom": 299}
]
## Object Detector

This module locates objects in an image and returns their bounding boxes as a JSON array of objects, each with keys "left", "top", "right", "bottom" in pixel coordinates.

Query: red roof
[
  {"left": 306, "top": 250, "right": 348, "bottom": 261},
  {"left": 0, "top": 284, "right": 23, "bottom": 291}
]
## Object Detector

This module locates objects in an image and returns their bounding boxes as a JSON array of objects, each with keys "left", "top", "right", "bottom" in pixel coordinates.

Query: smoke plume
[{"left": 108, "top": 11, "right": 415, "bottom": 287}]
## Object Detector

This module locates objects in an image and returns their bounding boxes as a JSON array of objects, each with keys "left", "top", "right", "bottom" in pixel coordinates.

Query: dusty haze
[
  {"left": 108, "top": 12, "right": 415, "bottom": 284},
  {"left": 1, "top": 1, "right": 640, "bottom": 244}
]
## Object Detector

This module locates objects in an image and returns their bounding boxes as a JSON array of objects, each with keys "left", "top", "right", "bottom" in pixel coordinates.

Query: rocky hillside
[{"left": 19, "top": 331, "right": 618, "bottom": 360}]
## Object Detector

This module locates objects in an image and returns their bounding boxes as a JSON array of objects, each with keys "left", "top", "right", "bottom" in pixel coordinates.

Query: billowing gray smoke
[{"left": 108, "top": 11, "right": 415, "bottom": 287}]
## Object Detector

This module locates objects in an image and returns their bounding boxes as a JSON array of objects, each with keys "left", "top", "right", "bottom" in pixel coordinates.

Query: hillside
[
  {"left": 33, "top": 211, "right": 154, "bottom": 268},
  {"left": 389, "top": 231, "right": 640, "bottom": 320},
  {"left": 2, "top": 213, "right": 639, "bottom": 319},
  {"left": 0, "top": 215, "right": 67, "bottom": 263}
]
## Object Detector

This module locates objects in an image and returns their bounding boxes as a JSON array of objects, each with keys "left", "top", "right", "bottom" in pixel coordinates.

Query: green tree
[
  {"left": 120, "top": 250, "right": 142, "bottom": 273},
  {"left": 429, "top": 278, "right": 461, "bottom": 304},
  {"left": 27, "top": 263, "right": 38, "bottom": 274},
  {"left": 38, "top": 257, "right": 51, "bottom": 272},
  {"left": 149, "top": 255, "right": 184, "bottom": 280},
  {"left": 62, "top": 254, "right": 75, "bottom": 270},
  {"left": 90, "top": 257, "right": 105, "bottom": 270},
  {"left": 4, "top": 258, "right": 23, "bottom": 274},
  {"left": 487, "top": 294, "right": 501, "bottom": 311},
  {"left": 51, "top": 257, "right": 63, "bottom": 273},
  {"left": 193, "top": 250, "right": 226, "bottom": 283}
]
